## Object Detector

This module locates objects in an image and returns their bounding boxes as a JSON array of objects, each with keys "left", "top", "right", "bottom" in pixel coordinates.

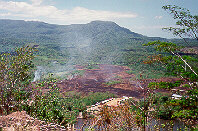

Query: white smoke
[{"left": 33, "top": 66, "right": 44, "bottom": 82}]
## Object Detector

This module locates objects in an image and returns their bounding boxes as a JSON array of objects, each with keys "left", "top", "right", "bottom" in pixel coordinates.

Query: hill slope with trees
[{"left": 0, "top": 19, "right": 197, "bottom": 78}]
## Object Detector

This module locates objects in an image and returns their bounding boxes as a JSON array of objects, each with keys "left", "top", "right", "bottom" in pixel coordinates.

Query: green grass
[
  {"left": 40, "top": 69, "right": 85, "bottom": 81},
  {"left": 104, "top": 80, "right": 122, "bottom": 86}
]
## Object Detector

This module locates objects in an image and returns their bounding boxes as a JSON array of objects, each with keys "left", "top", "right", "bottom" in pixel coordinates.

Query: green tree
[
  {"left": 143, "top": 41, "right": 198, "bottom": 78},
  {"left": 144, "top": 5, "right": 198, "bottom": 78},
  {"left": 0, "top": 46, "right": 36, "bottom": 115},
  {"left": 143, "top": 5, "right": 198, "bottom": 128}
]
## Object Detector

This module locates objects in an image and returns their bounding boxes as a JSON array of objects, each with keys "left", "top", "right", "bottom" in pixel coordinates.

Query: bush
[
  {"left": 148, "top": 81, "right": 182, "bottom": 90},
  {"left": 0, "top": 46, "right": 36, "bottom": 115}
]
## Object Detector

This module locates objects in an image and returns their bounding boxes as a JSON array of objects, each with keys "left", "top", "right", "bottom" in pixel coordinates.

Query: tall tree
[
  {"left": 0, "top": 46, "right": 36, "bottom": 115},
  {"left": 143, "top": 5, "right": 198, "bottom": 124}
]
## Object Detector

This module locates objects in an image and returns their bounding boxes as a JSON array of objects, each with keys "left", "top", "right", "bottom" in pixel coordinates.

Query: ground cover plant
[{"left": 103, "top": 80, "right": 122, "bottom": 86}]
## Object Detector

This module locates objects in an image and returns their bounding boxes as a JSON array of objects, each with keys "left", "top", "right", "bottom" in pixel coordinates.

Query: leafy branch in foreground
[
  {"left": 162, "top": 5, "right": 198, "bottom": 41},
  {"left": 143, "top": 41, "right": 198, "bottom": 129},
  {"left": 143, "top": 41, "right": 198, "bottom": 78}
]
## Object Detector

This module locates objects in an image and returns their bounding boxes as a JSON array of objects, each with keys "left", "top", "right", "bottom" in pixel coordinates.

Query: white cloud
[
  {"left": 30, "top": 0, "right": 43, "bottom": 5},
  {"left": 0, "top": 0, "right": 137, "bottom": 24},
  {"left": 155, "top": 16, "right": 163, "bottom": 19}
]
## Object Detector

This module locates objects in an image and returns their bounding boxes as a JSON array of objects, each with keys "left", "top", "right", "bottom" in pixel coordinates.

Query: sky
[{"left": 0, "top": 0, "right": 197, "bottom": 38}]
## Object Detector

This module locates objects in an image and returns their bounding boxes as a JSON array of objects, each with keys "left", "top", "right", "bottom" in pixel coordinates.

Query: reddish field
[
  {"left": 30, "top": 64, "right": 184, "bottom": 99},
  {"left": 55, "top": 64, "right": 185, "bottom": 98},
  {"left": 56, "top": 64, "right": 145, "bottom": 98}
]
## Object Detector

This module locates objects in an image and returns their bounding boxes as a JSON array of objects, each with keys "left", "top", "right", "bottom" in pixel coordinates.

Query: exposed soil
[
  {"left": 55, "top": 64, "right": 183, "bottom": 98},
  {"left": 0, "top": 111, "right": 66, "bottom": 130},
  {"left": 56, "top": 64, "right": 145, "bottom": 98}
]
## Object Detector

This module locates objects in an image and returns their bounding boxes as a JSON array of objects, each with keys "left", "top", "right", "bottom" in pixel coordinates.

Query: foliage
[
  {"left": 81, "top": 92, "right": 116, "bottom": 106},
  {"left": 148, "top": 80, "right": 182, "bottom": 90},
  {"left": 143, "top": 44, "right": 198, "bottom": 125},
  {"left": 141, "top": 5, "right": 198, "bottom": 129},
  {"left": 143, "top": 41, "right": 198, "bottom": 80},
  {"left": 143, "top": 41, "right": 183, "bottom": 53},
  {"left": 148, "top": 90, "right": 198, "bottom": 120},
  {"left": 21, "top": 76, "right": 116, "bottom": 126},
  {"left": 162, "top": 5, "right": 198, "bottom": 40},
  {"left": 25, "top": 79, "right": 78, "bottom": 125},
  {"left": 0, "top": 46, "right": 36, "bottom": 115},
  {"left": 88, "top": 97, "right": 194, "bottom": 130}
]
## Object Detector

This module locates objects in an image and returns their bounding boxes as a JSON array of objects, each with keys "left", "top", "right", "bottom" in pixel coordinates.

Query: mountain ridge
[
  {"left": 1, "top": 19, "right": 196, "bottom": 78},
  {"left": 0, "top": 19, "right": 148, "bottom": 40},
  {"left": 0, "top": 19, "right": 168, "bottom": 67}
]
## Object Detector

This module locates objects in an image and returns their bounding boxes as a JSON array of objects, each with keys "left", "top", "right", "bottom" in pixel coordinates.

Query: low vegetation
[
  {"left": 148, "top": 80, "right": 182, "bottom": 90},
  {"left": 23, "top": 79, "right": 116, "bottom": 126},
  {"left": 104, "top": 80, "right": 122, "bottom": 86}
]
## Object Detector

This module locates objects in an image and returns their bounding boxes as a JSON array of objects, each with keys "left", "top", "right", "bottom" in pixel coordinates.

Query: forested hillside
[{"left": 0, "top": 19, "right": 197, "bottom": 78}]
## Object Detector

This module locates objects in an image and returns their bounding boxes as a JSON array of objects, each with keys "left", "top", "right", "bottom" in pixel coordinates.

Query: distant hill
[
  {"left": 1, "top": 19, "right": 196, "bottom": 78},
  {"left": 0, "top": 19, "right": 166, "bottom": 47}
]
